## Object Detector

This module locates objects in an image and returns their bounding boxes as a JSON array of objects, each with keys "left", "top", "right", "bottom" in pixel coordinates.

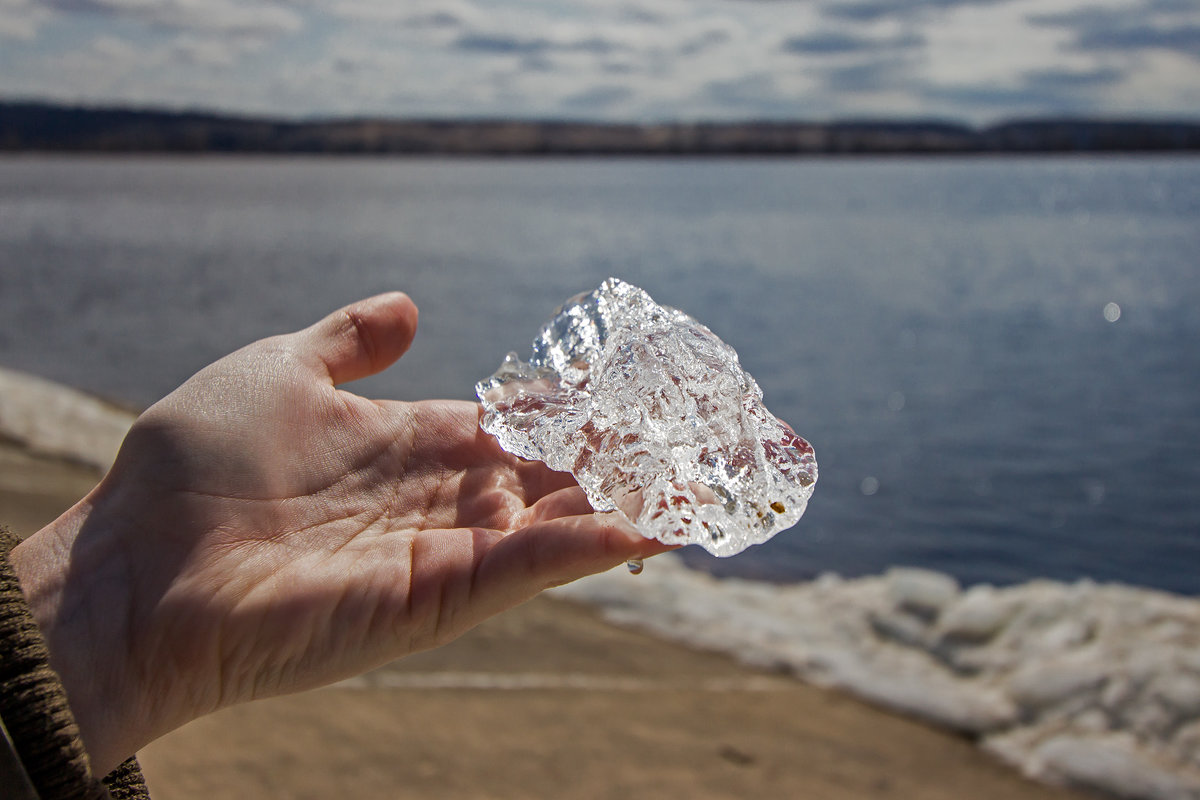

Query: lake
[{"left": 1, "top": 155, "right": 1198, "bottom": 593}]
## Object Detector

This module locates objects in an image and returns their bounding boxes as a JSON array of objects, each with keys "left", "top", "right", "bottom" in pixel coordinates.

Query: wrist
[{"left": 9, "top": 501, "right": 143, "bottom": 776}]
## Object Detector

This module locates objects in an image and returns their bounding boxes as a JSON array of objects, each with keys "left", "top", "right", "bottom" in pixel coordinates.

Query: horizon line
[{"left": 5, "top": 97, "right": 1200, "bottom": 130}]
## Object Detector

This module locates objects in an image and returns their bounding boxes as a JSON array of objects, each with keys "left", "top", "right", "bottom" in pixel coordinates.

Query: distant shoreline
[
  {"left": 5, "top": 150, "right": 1198, "bottom": 162},
  {"left": 3, "top": 100, "right": 1199, "bottom": 156}
]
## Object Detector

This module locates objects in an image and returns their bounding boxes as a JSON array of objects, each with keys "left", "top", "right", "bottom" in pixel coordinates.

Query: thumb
[{"left": 301, "top": 292, "right": 419, "bottom": 385}]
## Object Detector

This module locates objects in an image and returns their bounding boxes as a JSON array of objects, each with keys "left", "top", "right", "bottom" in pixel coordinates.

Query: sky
[{"left": 1, "top": 0, "right": 1198, "bottom": 123}]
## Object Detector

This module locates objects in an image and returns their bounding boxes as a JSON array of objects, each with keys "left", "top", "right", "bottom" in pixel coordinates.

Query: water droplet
[
  {"left": 1103, "top": 302, "right": 1121, "bottom": 323},
  {"left": 887, "top": 391, "right": 906, "bottom": 412},
  {"left": 626, "top": 558, "right": 644, "bottom": 575},
  {"left": 860, "top": 476, "right": 880, "bottom": 496}
]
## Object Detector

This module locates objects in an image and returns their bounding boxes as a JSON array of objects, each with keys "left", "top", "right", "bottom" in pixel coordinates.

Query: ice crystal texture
[{"left": 475, "top": 278, "right": 817, "bottom": 556}]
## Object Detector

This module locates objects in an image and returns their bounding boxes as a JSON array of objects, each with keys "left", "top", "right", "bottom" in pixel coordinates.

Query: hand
[{"left": 11, "top": 293, "right": 670, "bottom": 775}]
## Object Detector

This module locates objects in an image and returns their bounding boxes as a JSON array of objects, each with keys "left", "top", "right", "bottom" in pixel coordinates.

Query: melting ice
[{"left": 476, "top": 278, "right": 817, "bottom": 556}]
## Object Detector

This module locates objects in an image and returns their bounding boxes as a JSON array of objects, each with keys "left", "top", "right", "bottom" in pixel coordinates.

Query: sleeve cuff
[{"left": 1, "top": 528, "right": 147, "bottom": 800}]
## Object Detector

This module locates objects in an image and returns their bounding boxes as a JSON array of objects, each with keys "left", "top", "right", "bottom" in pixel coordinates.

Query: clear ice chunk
[{"left": 475, "top": 278, "right": 817, "bottom": 557}]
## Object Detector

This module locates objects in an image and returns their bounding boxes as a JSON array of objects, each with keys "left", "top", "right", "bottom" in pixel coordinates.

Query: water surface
[{"left": 2, "top": 155, "right": 1197, "bottom": 592}]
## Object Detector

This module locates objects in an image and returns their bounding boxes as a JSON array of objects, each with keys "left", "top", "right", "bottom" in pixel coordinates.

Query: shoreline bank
[
  {"left": 2, "top": 433, "right": 1086, "bottom": 800},
  {"left": 555, "top": 558, "right": 1200, "bottom": 800}
]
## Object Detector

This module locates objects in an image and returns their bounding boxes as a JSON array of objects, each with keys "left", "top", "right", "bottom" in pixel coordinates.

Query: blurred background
[
  {"left": 2, "top": 4, "right": 1200, "bottom": 799},
  {"left": 2, "top": 0, "right": 1198, "bottom": 594}
]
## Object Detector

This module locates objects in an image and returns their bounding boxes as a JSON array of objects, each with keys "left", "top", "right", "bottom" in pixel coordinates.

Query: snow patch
[
  {"left": 0, "top": 367, "right": 134, "bottom": 470},
  {"left": 553, "top": 556, "right": 1200, "bottom": 799}
]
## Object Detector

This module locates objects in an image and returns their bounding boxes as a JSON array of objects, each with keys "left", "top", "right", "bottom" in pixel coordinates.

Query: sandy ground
[{"left": 3, "top": 442, "right": 1092, "bottom": 800}]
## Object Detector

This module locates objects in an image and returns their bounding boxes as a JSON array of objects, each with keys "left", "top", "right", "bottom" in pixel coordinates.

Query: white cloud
[
  {"left": 1, "top": 0, "right": 1198, "bottom": 121},
  {"left": 39, "top": 0, "right": 303, "bottom": 36},
  {"left": 1104, "top": 50, "right": 1200, "bottom": 115},
  {"left": 0, "top": 0, "right": 51, "bottom": 39},
  {"left": 922, "top": 0, "right": 1071, "bottom": 86}
]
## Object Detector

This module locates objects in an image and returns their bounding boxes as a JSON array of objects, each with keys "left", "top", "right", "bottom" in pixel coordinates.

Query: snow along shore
[
  {"left": 553, "top": 555, "right": 1200, "bottom": 800},
  {"left": 5, "top": 365, "right": 1197, "bottom": 799},
  {"left": 0, "top": 366, "right": 134, "bottom": 471}
]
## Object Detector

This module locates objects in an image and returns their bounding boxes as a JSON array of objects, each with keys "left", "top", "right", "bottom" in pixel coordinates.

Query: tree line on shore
[{"left": 2, "top": 101, "right": 1199, "bottom": 155}]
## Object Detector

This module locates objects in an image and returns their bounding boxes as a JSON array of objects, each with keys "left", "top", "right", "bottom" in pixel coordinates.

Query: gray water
[{"left": 2, "top": 155, "right": 1198, "bottom": 593}]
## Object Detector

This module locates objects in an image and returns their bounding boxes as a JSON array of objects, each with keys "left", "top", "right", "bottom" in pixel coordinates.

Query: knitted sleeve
[{"left": 0, "top": 528, "right": 150, "bottom": 800}]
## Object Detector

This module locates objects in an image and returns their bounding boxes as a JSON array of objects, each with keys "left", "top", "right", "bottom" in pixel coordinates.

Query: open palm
[{"left": 15, "top": 293, "right": 668, "bottom": 775}]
